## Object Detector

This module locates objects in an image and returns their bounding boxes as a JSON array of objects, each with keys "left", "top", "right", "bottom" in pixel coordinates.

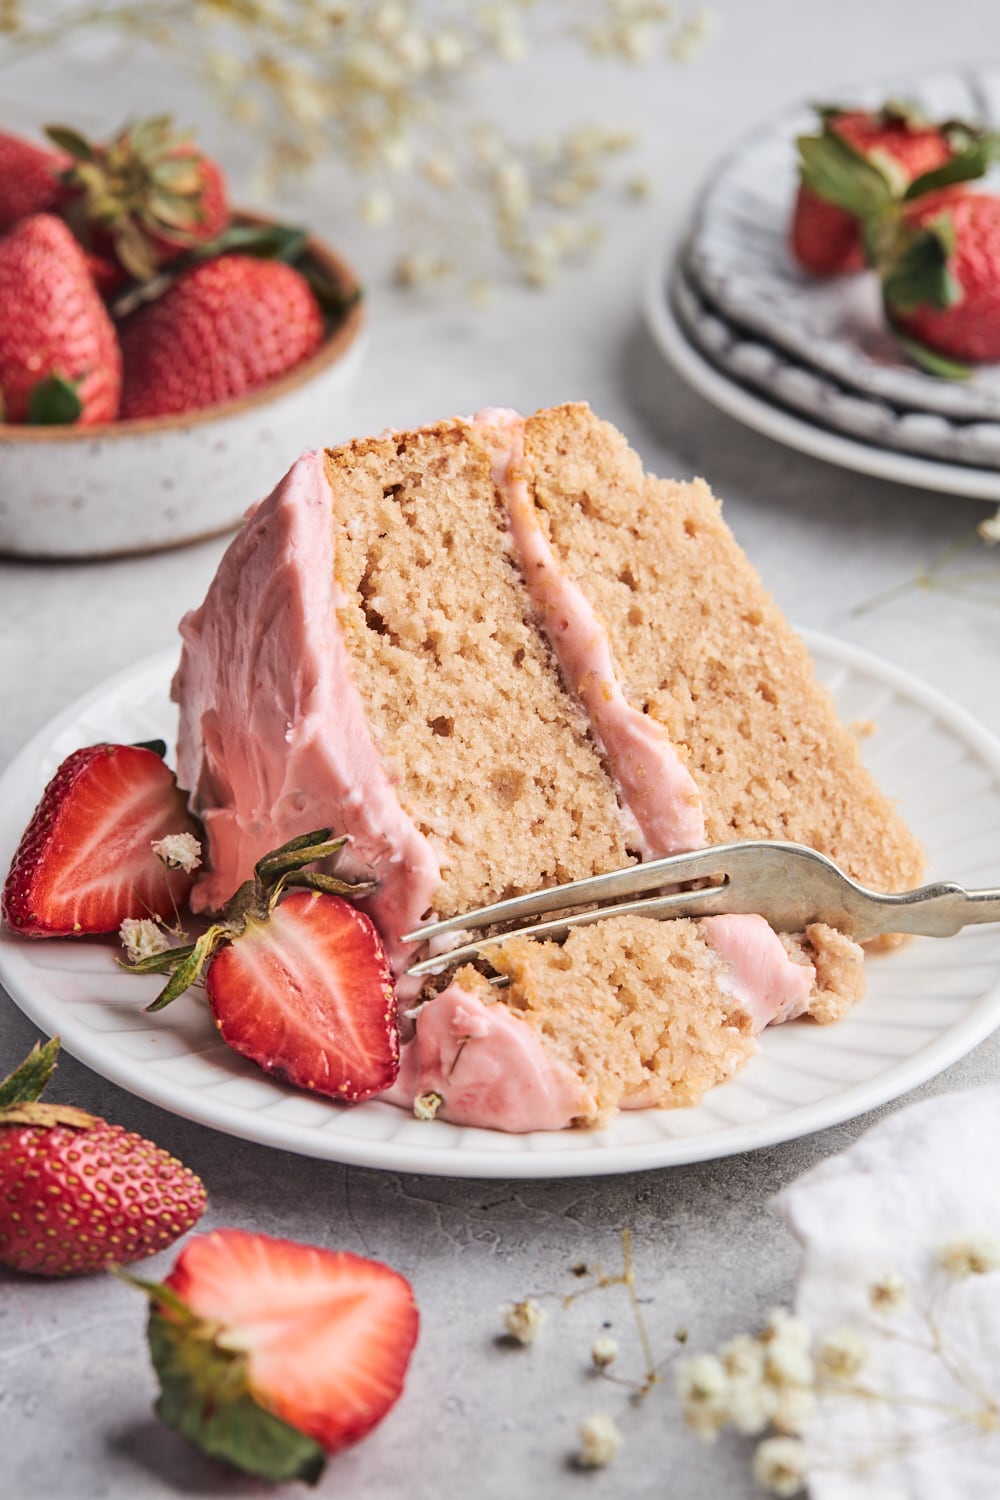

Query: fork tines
[{"left": 402, "top": 844, "right": 737, "bottom": 978}]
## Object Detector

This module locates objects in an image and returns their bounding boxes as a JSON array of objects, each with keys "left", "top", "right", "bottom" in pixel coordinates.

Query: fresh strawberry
[
  {"left": 0, "top": 130, "right": 67, "bottom": 232},
  {"left": 880, "top": 189, "right": 1000, "bottom": 370},
  {"left": 130, "top": 1228, "right": 418, "bottom": 1482},
  {"left": 0, "top": 213, "right": 121, "bottom": 424},
  {"left": 130, "top": 831, "right": 397, "bottom": 1102},
  {"left": 118, "top": 254, "right": 324, "bottom": 419},
  {"left": 2, "top": 740, "right": 200, "bottom": 936},
  {"left": 48, "top": 115, "right": 229, "bottom": 283},
  {"left": 0, "top": 1037, "right": 206, "bottom": 1276},
  {"left": 790, "top": 103, "right": 991, "bottom": 276}
]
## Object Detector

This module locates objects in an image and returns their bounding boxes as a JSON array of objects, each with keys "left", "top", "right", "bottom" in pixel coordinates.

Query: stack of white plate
[{"left": 644, "top": 67, "right": 1000, "bottom": 501}]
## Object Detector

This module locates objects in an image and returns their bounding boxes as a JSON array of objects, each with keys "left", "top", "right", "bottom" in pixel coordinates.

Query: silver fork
[{"left": 403, "top": 841, "right": 1000, "bottom": 978}]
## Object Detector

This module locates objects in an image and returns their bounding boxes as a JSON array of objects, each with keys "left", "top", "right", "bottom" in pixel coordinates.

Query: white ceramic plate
[
  {"left": 674, "top": 265, "right": 1000, "bottom": 469},
  {"left": 684, "top": 66, "right": 1000, "bottom": 426},
  {"left": 3, "top": 646, "right": 1000, "bottom": 1179},
  {"left": 644, "top": 250, "right": 1000, "bottom": 503}
]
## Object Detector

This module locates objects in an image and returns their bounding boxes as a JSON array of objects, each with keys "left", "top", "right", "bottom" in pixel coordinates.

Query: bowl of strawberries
[{"left": 0, "top": 116, "right": 365, "bottom": 559}]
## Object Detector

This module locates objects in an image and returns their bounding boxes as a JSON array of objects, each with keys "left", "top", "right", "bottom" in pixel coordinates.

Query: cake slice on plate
[{"left": 172, "top": 404, "right": 922, "bottom": 1129}]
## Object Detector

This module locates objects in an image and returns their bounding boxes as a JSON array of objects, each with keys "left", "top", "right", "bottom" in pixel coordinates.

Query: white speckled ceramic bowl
[{"left": 0, "top": 229, "right": 366, "bottom": 559}]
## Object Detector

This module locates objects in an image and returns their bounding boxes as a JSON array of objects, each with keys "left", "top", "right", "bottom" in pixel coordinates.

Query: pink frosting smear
[
  {"left": 702, "top": 914, "right": 814, "bottom": 1031},
  {"left": 385, "top": 981, "right": 596, "bottom": 1131},
  {"left": 471, "top": 407, "right": 705, "bottom": 859},
  {"left": 172, "top": 451, "right": 441, "bottom": 989}
]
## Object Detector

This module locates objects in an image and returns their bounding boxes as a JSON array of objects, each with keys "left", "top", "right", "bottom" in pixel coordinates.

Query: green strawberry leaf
[
  {"left": 299, "top": 265, "right": 363, "bottom": 320},
  {"left": 194, "top": 222, "right": 310, "bottom": 264},
  {"left": 26, "top": 375, "right": 83, "bottom": 426},
  {"left": 881, "top": 215, "right": 962, "bottom": 314},
  {"left": 0, "top": 1036, "right": 59, "bottom": 1107},
  {"left": 796, "top": 128, "right": 894, "bottom": 221},
  {"left": 889, "top": 325, "right": 972, "bottom": 380},
  {"left": 132, "top": 738, "right": 168, "bottom": 758},
  {"left": 905, "top": 137, "right": 1000, "bottom": 200},
  {"left": 44, "top": 123, "right": 95, "bottom": 161},
  {"left": 147, "top": 1307, "right": 327, "bottom": 1484}
]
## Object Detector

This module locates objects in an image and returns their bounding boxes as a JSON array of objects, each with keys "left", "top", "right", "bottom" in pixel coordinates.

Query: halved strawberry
[
  {"left": 2, "top": 741, "right": 200, "bottom": 936},
  {"left": 133, "top": 1228, "right": 419, "bottom": 1482},
  {"left": 208, "top": 890, "right": 398, "bottom": 1100},
  {"left": 128, "top": 830, "right": 397, "bottom": 1102}
]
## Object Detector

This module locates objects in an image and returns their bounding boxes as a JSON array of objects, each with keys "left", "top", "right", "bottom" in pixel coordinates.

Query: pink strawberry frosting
[
  {"left": 172, "top": 451, "right": 440, "bottom": 989},
  {"left": 701, "top": 915, "right": 814, "bottom": 1029},
  {"left": 385, "top": 978, "right": 597, "bottom": 1131}
]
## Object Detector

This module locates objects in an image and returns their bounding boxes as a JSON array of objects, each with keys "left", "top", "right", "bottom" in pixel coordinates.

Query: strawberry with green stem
[
  {"left": 125, "top": 1227, "right": 419, "bottom": 1483},
  {"left": 127, "top": 830, "right": 399, "bottom": 1103},
  {"left": 878, "top": 189, "right": 1000, "bottom": 373},
  {"left": 50, "top": 114, "right": 229, "bottom": 285},
  {"left": 0, "top": 1037, "right": 206, "bottom": 1276},
  {"left": 791, "top": 101, "right": 1000, "bottom": 277}
]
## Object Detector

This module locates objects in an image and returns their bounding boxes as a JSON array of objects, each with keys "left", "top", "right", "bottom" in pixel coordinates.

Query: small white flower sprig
[
  {"left": 497, "top": 1228, "right": 690, "bottom": 1471},
  {"left": 852, "top": 520, "right": 1000, "bottom": 616},
  {"left": 118, "top": 832, "right": 205, "bottom": 963},
  {"left": 676, "top": 1235, "right": 1000, "bottom": 1497},
  {"left": 0, "top": 0, "right": 719, "bottom": 291}
]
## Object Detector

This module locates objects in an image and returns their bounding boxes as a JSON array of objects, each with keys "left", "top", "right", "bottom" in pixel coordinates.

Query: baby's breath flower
[
  {"left": 726, "top": 1379, "right": 774, "bottom": 1437},
  {"left": 752, "top": 1436, "right": 808, "bottom": 1498},
  {"left": 763, "top": 1338, "right": 815, "bottom": 1390},
  {"left": 360, "top": 188, "right": 394, "bottom": 226},
  {"left": 978, "top": 507, "right": 1000, "bottom": 544},
  {"left": 941, "top": 1232, "right": 1000, "bottom": 1278},
  {"left": 869, "top": 1270, "right": 909, "bottom": 1314},
  {"left": 576, "top": 1411, "right": 622, "bottom": 1468},
  {"left": 770, "top": 1384, "right": 817, "bottom": 1436},
  {"left": 120, "top": 916, "right": 170, "bottom": 964},
  {"left": 429, "top": 28, "right": 465, "bottom": 68},
  {"left": 676, "top": 1352, "right": 729, "bottom": 1442},
  {"left": 590, "top": 1335, "right": 618, "bottom": 1370},
  {"left": 762, "top": 1308, "right": 811, "bottom": 1350},
  {"left": 816, "top": 1327, "right": 868, "bottom": 1381},
  {"left": 626, "top": 171, "right": 653, "bottom": 198},
  {"left": 502, "top": 1297, "right": 546, "bottom": 1345},
  {"left": 151, "top": 832, "right": 202, "bottom": 874},
  {"left": 720, "top": 1333, "right": 764, "bottom": 1382},
  {"left": 413, "top": 1091, "right": 442, "bottom": 1120}
]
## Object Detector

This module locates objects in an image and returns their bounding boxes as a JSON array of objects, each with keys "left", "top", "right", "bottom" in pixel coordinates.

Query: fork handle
[{"left": 874, "top": 882, "right": 1000, "bottom": 938}]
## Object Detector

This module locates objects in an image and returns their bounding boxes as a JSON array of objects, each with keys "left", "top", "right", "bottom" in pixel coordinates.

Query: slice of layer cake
[{"left": 173, "top": 403, "right": 922, "bottom": 1129}]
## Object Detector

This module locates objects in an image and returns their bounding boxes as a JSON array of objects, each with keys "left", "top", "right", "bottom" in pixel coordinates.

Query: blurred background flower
[{"left": 0, "top": 0, "right": 717, "bottom": 291}]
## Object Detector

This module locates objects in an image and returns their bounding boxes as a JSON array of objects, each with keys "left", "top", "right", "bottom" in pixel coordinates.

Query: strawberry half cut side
[
  {"left": 2, "top": 741, "right": 201, "bottom": 936},
  {"left": 131, "top": 1228, "right": 419, "bottom": 1483},
  {"left": 127, "top": 829, "right": 398, "bottom": 1103},
  {"left": 208, "top": 890, "right": 399, "bottom": 1101}
]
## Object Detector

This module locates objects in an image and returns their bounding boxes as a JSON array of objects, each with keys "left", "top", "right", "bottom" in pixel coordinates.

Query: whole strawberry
[
  {"left": 130, "top": 1228, "right": 419, "bottom": 1482},
  {"left": 0, "top": 1037, "right": 206, "bottom": 1276},
  {"left": 0, "top": 131, "right": 67, "bottom": 233},
  {"left": 3, "top": 739, "right": 200, "bottom": 936},
  {"left": 0, "top": 213, "right": 121, "bottom": 424},
  {"left": 49, "top": 115, "right": 229, "bottom": 284},
  {"left": 881, "top": 190, "right": 1000, "bottom": 368},
  {"left": 130, "top": 830, "right": 397, "bottom": 1103},
  {"left": 119, "top": 254, "right": 325, "bottom": 419},
  {"left": 791, "top": 103, "right": 991, "bottom": 277}
]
